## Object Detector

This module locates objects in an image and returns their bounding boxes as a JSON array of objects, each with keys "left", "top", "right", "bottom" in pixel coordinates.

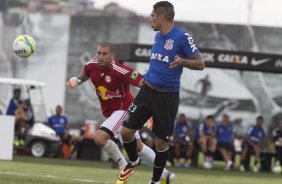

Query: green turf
[{"left": 0, "top": 156, "right": 281, "bottom": 184}]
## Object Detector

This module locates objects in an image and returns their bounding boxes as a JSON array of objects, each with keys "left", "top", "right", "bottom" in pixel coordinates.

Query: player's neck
[{"left": 160, "top": 22, "right": 174, "bottom": 35}]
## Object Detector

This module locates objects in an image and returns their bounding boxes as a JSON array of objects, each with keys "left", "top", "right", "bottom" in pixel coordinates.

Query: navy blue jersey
[
  {"left": 216, "top": 124, "right": 233, "bottom": 145},
  {"left": 174, "top": 121, "right": 191, "bottom": 141},
  {"left": 244, "top": 125, "right": 265, "bottom": 144},
  {"left": 194, "top": 122, "right": 216, "bottom": 140},
  {"left": 6, "top": 98, "right": 22, "bottom": 115},
  {"left": 143, "top": 26, "right": 199, "bottom": 92},
  {"left": 48, "top": 115, "right": 68, "bottom": 135}
]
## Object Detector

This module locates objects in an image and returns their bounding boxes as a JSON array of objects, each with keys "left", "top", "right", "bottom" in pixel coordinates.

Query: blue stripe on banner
[{"left": 23, "top": 35, "right": 34, "bottom": 54}]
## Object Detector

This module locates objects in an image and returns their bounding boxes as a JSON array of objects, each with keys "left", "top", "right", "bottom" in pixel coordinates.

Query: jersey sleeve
[
  {"left": 84, "top": 59, "right": 96, "bottom": 76},
  {"left": 199, "top": 122, "right": 204, "bottom": 132},
  {"left": 64, "top": 116, "right": 68, "bottom": 126},
  {"left": 48, "top": 117, "right": 52, "bottom": 125},
  {"left": 261, "top": 128, "right": 266, "bottom": 137},
  {"left": 123, "top": 66, "right": 143, "bottom": 87},
  {"left": 180, "top": 32, "right": 199, "bottom": 58},
  {"left": 247, "top": 126, "right": 254, "bottom": 136}
]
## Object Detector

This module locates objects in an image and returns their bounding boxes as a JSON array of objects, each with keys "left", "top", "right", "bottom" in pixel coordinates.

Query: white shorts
[{"left": 100, "top": 110, "right": 140, "bottom": 142}]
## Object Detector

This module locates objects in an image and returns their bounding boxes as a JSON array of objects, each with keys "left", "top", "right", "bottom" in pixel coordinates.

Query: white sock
[
  {"left": 102, "top": 139, "right": 127, "bottom": 169},
  {"left": 137, "top": 143, "right": 168, "bottom": 179},
  {"left": 227, "top": 160, "right": 233, "bottom": 167}
]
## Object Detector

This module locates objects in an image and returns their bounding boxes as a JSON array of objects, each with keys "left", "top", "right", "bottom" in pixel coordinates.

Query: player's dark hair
[
  {"left": 179, "top": 113, "right": 186, "bottom": 117},
  {"left": 99, "top": 42, "right": 114, "bottom": 53},
  {"left": 13, "top": 88, "right": 20, "bottom": 94},
  {"left": 206, "top": 115, "right": 214, "bottom": 119},
  {"left": 153, "top": 1, "right": 174, "bottom": 22},
  {"left": 257, "top": 116, "right": 264, "bottom": 120}
]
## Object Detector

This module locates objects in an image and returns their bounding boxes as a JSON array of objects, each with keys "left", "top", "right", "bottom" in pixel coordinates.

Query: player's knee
[
  {"left": 155, "top": 137, "right": 169, "bottom": 151},
  {"left": 94, "top": 130, "right": 110, "bottom": 148},
  {"left": 120, "top": 126, "right": 135, "bottom": 141}
]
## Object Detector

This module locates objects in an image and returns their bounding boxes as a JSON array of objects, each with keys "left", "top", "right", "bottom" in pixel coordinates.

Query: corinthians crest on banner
[{"left": 164, "top": 39, "right": 174, "bottom": 50}]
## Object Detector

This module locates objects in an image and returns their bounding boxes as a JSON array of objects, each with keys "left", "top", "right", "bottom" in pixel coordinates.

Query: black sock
[
  {"left": 241, "top": 160, "right": 244, "bottom": 165},
  {"left": 152, "top": 148, "right": 169, "bottom": 182},
  {"left": 123, "top": 138, "right": 138, "bottom": 163}
]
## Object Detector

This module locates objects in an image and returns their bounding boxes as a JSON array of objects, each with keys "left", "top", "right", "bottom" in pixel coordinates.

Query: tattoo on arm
[{"left": 181, "top": 53, "right": 205, "bottom": 70}]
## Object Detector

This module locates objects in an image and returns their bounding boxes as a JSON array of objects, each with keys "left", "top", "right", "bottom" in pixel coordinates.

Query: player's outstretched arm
[
  {"left": 66, "top": 68, "right": 89, "bottom": 89},
  {"left": 170, "top": 53, "right": 205, "bottom": 70}
]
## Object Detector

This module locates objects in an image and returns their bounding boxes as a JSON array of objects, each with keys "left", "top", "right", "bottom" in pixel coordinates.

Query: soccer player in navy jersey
[
  {"left": 216, "top": 114, "right": 234, "bottom": 170},
  {"left": 240, "top": 116, "right": 266, "bottom": 172},
  {"left": 194, "top": 115, "right": 217, "bottom": 169},
  {"left": 117, "top": 1, "right": 204, "bottom": 184},
  {"left": 174, "top": 113, "right": 193, "bottom": 168}
]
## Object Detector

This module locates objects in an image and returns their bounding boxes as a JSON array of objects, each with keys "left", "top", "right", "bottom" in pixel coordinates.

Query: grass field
[{"left": 0, "top": 156, "right": 281, "bottom": 184}]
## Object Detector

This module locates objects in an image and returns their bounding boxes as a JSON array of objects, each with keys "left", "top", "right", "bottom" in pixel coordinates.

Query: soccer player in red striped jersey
[{"left": 67, "top": 42, "right": 175, "bottom": 184}]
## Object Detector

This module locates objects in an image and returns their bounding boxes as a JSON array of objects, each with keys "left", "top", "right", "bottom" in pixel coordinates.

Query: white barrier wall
[{"left": 0, "top": 115, "right": 15, "bottom": 160}]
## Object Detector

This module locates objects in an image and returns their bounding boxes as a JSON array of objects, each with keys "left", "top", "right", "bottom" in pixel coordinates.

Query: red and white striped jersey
[{"left": 84, "top": 60, "right": 143, "bottom": 118}]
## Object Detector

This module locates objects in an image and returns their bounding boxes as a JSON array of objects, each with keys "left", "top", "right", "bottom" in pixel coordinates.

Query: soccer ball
[{"left": 13, "top": 35, "right": 36, "bottom": 58}]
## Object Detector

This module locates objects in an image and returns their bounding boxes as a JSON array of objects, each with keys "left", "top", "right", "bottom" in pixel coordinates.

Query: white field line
[{"left": 0, "top": 171, "right": 112, "bottom": 184}]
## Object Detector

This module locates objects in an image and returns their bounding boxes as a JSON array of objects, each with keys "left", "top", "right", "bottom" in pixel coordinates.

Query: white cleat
[{"left": 160, "top": 171, "right": 175, "bottom": 184}]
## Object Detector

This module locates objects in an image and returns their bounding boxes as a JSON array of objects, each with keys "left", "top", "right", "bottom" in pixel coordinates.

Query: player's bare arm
[
  {"left": 246, "top": 135, "right": 256, "bottom": 148},
  {"left": 170, "top": 53, "right": 205, "bottom": 70}
]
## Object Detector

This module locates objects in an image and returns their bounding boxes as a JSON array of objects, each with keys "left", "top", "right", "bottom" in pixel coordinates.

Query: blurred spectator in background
[
  {"left": 48, "top": 105, "right": 71, "bottom": 158},
  {"left": 272, "top": 119, "right": 282, "bottom": 173},
  {"left": 24, "top": 99, "right": 34, "bottom": 127},
  {"left": 6, "top": 88, "right": 29, "bottom": 146},
  {"left": 216, "top": 114, "right": 234, "bottom": 170},
  {"left": 194, "top": 115, "right": 217, "bottom": 169},
  {"left": 174, "top": 113, "right": 193, "bottom": 168},
  {"left": 6, "top": 88, "right": 22, "bottom": 115},
  {"left": 240, "top": 116, "right": 266, "bottom": 172},
  {"left": 14, "top": 102, "right": 29, "bottom": 146},
  {"left": 48, "top": 105, "right": 68, "bottom": 137}
]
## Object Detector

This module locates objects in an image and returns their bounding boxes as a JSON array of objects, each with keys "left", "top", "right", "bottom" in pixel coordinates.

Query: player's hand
[
  {"left": 169, "top": 55, "right": 183, "bottom": 68},
  {"left": 66, "top": 77, "right": 82, "bottom": 89}
]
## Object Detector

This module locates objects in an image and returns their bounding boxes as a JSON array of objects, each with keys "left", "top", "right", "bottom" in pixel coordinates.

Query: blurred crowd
[{"left": 140, "top": 113, "right": 282, "bottom": 173}]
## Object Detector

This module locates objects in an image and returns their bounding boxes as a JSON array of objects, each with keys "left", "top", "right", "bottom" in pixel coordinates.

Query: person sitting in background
[
  {"left": 240, "top": 116, "right": 266, "bottom": 172},
  {"left": 272, "top": 118, "right": 282, "bottom": 173},
  {"left": 24, "top": 99, "right": 34, "bottom": 127},
  {"left": 14, "top": 103, "right": 29, "bottom": 146},
  {"left": 48, "top": 105, "right": 71, "bottom": 158},
  {"left": 194, "top": 115, "right": 217, "bottom": 169},
  {"left": 216, "top": 114, "right": 234, "bottom": 170},
  {"left": 6, "top": 88, "right": 22, "bottom": 116},
  {"left": 174, "top": 113, "right": 193, "bottom": 168},
  {"left": 48, "top": 105, "right": 68, "bottom": 137}
]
